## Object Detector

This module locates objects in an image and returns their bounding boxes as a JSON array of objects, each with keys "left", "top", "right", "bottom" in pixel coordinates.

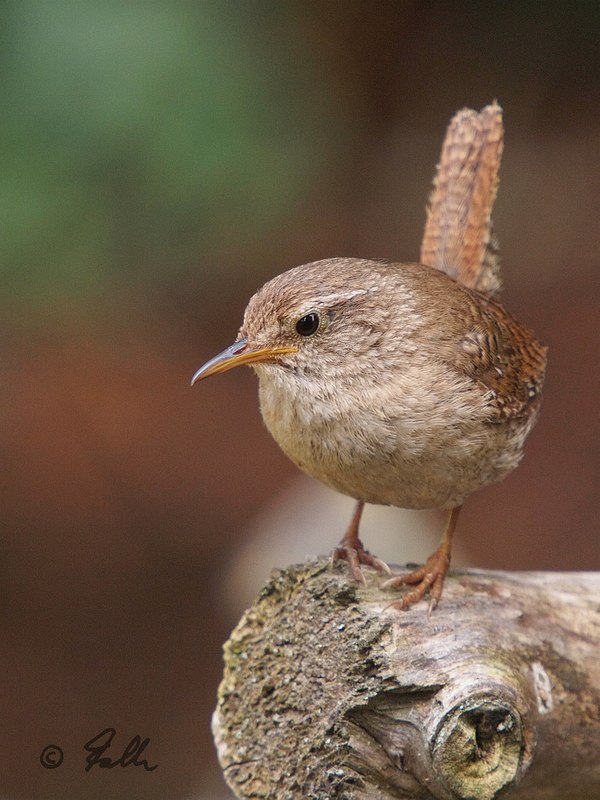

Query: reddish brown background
[{"left": 2, "top": 3, "right": 599, "bottom": 798}]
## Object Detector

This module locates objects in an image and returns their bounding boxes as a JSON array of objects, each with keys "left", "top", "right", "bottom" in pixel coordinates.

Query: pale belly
[{"left": 257, "top": 370, "right": 534, "bottom": 510}]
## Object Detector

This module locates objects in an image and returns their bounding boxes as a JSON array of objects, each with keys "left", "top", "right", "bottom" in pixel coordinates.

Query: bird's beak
[{"left": 190, "top": 337, "right": 297, "bottom": 385}]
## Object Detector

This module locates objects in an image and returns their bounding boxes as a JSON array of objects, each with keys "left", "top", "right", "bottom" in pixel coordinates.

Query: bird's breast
[{"left": 255, "top": 365, "right": 530, "bottom": 510}]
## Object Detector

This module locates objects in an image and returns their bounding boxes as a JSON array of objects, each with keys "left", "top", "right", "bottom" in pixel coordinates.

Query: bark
[{"left": 212, "top": 560, "right": 600, "bottom": 799}]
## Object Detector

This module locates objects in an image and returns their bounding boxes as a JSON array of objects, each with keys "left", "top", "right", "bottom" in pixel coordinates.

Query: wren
[{"left": 192, "top": 103, "right": 547, "bottom": 611}]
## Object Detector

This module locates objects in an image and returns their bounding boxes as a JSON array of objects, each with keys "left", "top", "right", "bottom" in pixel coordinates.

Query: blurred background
[{"left": 1, "top": 1, "right": 599, "bottom": 797}]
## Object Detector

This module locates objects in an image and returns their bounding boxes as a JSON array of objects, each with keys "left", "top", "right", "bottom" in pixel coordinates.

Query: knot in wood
[{"left": 431, "top": 689, "right": 526, "bottom": 800}]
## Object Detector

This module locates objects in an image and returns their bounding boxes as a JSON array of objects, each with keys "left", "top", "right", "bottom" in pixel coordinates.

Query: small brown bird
[{"left": 192, "top": 103, "right": 547, "bottom": 611}]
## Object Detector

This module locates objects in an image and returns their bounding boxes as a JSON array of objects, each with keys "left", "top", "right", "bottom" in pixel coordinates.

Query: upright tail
[{"left": 420, "top": 102, "right": 504, "bottom": 298}]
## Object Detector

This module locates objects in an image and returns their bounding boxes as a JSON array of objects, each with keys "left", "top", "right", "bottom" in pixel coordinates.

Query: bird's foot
[
  {"left": 331, "top": 538, "right": 391, "bottom": 584},
  {"left": 383, "top": 546, "right": 451, "bottom": 613}
]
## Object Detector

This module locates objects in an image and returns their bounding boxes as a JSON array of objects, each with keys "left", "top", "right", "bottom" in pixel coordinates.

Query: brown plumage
[
  {"left": 421, "top": 100, "right": 504, "bottom": 297},
  {"left": 192, "top": 103, "right": 547, "bottom": 611}
]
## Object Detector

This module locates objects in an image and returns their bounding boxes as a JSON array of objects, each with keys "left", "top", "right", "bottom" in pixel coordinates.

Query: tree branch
[{"left": 213, "top": 561, "right": 600, "bottom": 799}]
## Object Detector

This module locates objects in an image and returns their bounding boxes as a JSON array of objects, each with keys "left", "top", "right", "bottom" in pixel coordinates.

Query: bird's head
[{"left": 191, "top": 258, "right": 412, "bottom": 386}]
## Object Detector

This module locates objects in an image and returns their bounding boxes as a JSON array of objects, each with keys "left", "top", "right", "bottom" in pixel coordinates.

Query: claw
[
  {"left": 331, "top": 499, "right": 391, "bottom": 583},
  {"left": 382, "top": 506, "right": 461, "bottom": 612},
  {"left": 372, "top": 556, "right": 393, "bottom": 576},
  {"left": 332, "top": 542, "right": 390, "bottom": 583},
  {"left": 383, "top": 547, "right": 449, "bottom": 611}
]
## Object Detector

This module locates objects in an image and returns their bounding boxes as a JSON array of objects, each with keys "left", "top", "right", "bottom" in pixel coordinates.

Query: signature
[{"left": 83, "top": 728, "right": 158, "bottom": 772}]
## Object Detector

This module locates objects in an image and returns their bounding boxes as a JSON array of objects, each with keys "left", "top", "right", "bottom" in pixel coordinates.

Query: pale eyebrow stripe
[{"left": 312, "top": 289, "right": 372, "bottom": 306}]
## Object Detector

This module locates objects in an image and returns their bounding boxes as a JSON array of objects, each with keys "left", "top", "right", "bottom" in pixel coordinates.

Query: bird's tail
[{"left": 420, "top": 102, "right": 504, "bottom": 298}]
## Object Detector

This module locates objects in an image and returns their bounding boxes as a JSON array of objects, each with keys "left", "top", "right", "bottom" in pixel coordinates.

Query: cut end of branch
[{"left": 211, "top": 561, "right": 600, "bottom": 799}]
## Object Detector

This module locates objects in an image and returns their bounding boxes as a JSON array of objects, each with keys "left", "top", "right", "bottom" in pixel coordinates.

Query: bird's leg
[
  {"left": 384, "top": 505, "right": 461, "bottom": 612},
  {"left": 331, "top": 500, "right": 391, "bottom": 582}
]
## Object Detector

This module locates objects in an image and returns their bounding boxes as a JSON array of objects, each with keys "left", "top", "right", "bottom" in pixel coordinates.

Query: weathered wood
[{"left": 212, "top": 561, "right": 600, "bottom": 799}]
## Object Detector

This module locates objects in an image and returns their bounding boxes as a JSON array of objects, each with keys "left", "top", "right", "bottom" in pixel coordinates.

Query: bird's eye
[{"left": 295, "top": 312, "right": 320, "bottom": 337}]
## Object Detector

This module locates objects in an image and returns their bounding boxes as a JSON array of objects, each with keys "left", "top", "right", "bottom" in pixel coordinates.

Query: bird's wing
[{"left": 452, "top": 291, "right": 547, "bottom": 421}]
